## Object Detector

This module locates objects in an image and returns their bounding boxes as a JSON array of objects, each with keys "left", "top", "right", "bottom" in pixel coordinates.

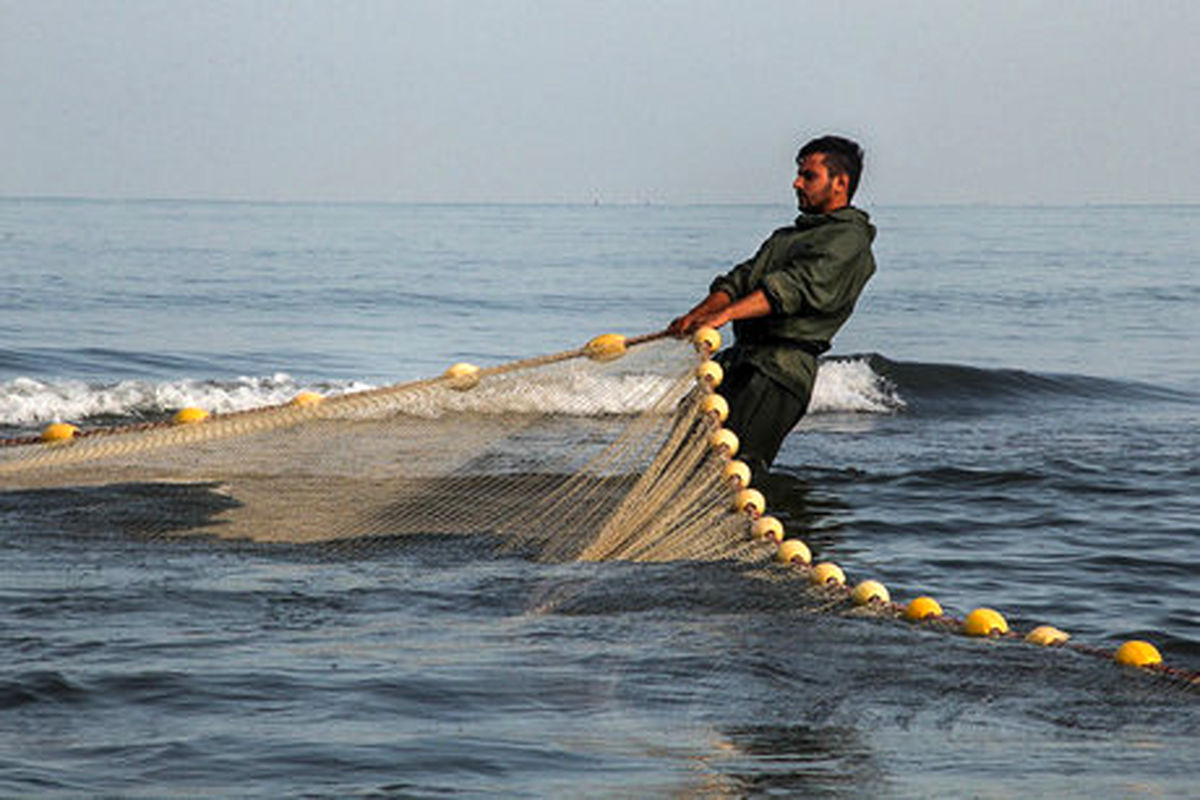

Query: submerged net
[{"left": 0, "top": 333, "right": 768, "bottom": 564}]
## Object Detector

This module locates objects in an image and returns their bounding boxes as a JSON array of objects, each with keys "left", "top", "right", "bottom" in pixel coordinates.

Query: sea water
[{"left": 0, "top": 199, "right": 1197, "bottom": 797}]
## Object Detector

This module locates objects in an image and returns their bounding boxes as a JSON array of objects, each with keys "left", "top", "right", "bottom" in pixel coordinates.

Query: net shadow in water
[{"left": 0, "top": 482, "right": 242, "bottom": 541}]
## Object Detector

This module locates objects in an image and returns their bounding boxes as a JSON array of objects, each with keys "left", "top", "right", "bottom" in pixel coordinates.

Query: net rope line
[
  {"left": 0, "top": 331, "right": 670, "bottom": 461},
  {"left": 0, "top": 327, "right": 1194, "bottom": 686}
]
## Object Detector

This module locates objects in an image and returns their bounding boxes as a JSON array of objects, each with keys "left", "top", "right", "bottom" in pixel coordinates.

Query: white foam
[
  {"left": 809, "top": 358, "right": 906, "bottom": 414},
  {"left": 407, "top": 359, "right": 904, "bottom": 418},
  {"left": 0, "top": 358, "right": 903, "bottom": 429},
  {"left": 0, "top": 374, "right": 371, "bottom": 427}
]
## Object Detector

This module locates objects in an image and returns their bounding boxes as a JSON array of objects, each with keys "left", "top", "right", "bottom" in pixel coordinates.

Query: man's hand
[
  {"left": 669, "top": 291, "right": 732, "bottom": 336},
  {"left": 668, "top": 309, "right": 712, "bottom": 336}
]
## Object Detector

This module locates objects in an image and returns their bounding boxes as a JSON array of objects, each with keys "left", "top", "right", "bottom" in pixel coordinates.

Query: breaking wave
[{"left": 2, "top": 353, "right": 1187, "bottom": 434}]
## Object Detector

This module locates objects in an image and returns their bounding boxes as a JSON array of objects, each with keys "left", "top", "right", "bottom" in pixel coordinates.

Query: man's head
[{"left": 793, "top": 135, "right": 864, "bottom": 214}]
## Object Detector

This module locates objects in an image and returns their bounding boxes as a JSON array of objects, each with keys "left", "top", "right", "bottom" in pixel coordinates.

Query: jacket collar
[{"left": 794, "top": 205, "right": 869, "bottom": 227}]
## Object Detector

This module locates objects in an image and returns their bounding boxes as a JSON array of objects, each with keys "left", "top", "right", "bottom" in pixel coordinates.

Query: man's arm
[
  {"left": 669, "top": 289, "right": 772, "bottom": 335},
  {"left": 758, "top": 226, "right": 872, "bottom": 318}
]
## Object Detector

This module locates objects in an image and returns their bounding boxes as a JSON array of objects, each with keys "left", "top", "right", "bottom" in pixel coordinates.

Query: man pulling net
[{"left": 669, "top": 135, "right": 877, "bottom": 478}]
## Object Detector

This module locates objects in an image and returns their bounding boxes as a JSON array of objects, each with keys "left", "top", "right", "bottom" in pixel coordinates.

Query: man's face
[{"left": 793, "top": 153, "right": 847, "bottom": 214}]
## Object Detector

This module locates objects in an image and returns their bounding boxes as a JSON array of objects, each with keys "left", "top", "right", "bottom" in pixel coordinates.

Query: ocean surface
[{"left": 1, "top": 198, "right": 1197, "bottom": 797}]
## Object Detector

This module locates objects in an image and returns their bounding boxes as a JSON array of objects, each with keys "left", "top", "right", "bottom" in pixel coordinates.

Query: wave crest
[
  {"left": 0, "top": 357, "right": 906, "bottom": 432},
  {"left": 8, "top": 353, "right": 1175, "bottom": 433},
  {"left": 809, "top": 358, "right": 906, "bottom": 414}
]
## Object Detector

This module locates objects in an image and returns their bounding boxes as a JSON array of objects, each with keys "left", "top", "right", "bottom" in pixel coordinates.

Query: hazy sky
[{"left": 3, "top": 0, "right": 1198, "bottom": 205}]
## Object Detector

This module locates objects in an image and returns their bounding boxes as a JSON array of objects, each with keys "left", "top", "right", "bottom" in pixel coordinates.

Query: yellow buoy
[
  {"left": 41, "top": 422, "right": 78, "bottom": 443},
  {"left": 810, "top": 562, "right": 846, "bottom": 587},
  {"left": 1114, "top": 640, "right": 1162, "bottom": 668},
  {"left": 443, "top": 362, "right": 481, "bottom": 391},
  {"left": 700, "top": 393, "right": 729, "bottom": 423},
  {"left": 963, "top": 607, "right": 1009, "bottom": 637},
  {"left": 751, "top": 515, "right": 784, "bottom": 543},
  {"left": 584, "top": 333, "right": 627, "bottom": 362},
  {"left": 903, "top": 596, "right": 943, "bottom": 621},
  {"left": 851, "top": 580, "right": 890, "bottom": 606},
  {"left": 173, "top": 407, "right": 210, "bottom": 425},
  {"left": 708, "top": 428, "right": 739, "bottom": 458},
  {"left": 732, "top": 488, "right": 765, "bottom": 516},
  {"left": 775, "top": 538, "right": 812, "bottom": 565},
  {"left": 1025, "top": 626, "right": 1071, "bottom": 647},
  {"left": 692, "top": 326, "right": 721, "bottom": 354},
  {"left": 722, "top": 459, "right": 751, "bottom": 489},
  {"left": 696, "top": 360, "right": 724, "bottom": 389},
  {"left": 289, "top": 391, "right": 324, "bottom": 407}
]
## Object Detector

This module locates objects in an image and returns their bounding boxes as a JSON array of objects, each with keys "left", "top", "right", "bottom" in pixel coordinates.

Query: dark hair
[{"left": 797, "top": 135, "right": 864, "bottom": 201}]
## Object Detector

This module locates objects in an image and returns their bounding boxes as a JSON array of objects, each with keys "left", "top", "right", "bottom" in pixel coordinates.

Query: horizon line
[{"left": 3, "top": 194, "right": 1199, "bottom": 210}]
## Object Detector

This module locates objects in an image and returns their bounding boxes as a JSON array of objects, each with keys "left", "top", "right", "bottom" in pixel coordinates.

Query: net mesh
[{"left": 0, "top": 334, "right": 767, "bottom": 564}]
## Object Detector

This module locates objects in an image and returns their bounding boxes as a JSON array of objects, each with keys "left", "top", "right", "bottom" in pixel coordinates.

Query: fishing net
[
  {"left": 0, "top": 331, "right": 773, "bottom": 564},
  {"left": 4, "top": 328, "right": 1196, "bottom": 685}
]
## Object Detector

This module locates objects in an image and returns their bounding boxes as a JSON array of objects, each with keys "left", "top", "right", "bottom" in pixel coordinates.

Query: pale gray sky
[{"left": 3, "top": 0, "right": 1198, "bottom": 205}]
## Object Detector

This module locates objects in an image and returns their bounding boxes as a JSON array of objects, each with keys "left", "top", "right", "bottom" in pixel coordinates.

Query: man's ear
[{"left": 831, "top": 172, "right": 850, "bottom": 198}]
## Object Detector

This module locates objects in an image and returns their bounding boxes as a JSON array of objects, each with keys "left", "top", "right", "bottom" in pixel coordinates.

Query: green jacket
[{"left": 710, "top": 206, "right": 876, "bottom": 400}]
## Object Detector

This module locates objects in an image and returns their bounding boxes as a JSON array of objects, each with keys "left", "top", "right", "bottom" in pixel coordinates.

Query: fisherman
[{"left": 668, "top": 135, "right": 876, "bottom": 477}]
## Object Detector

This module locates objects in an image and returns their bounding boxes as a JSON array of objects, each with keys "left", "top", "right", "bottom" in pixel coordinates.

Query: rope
[
  {"left": 764, "top": 552, "right": 1200, "bottom": 689},
  {"left": 0, "top": 329, "right": 674, "bottom": 451}
]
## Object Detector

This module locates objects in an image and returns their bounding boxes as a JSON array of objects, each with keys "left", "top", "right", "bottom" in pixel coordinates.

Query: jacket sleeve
[
  {"left": 708, "top": 238, "right": 772, "bottom": 301},
  {"left": 758, "top": 225, "right": 871, "bottom": 316}
]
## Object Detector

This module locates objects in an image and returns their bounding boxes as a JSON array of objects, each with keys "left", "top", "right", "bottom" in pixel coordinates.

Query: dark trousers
[{"left": 719, "top": 362, "right": 810, "bottom": 477}]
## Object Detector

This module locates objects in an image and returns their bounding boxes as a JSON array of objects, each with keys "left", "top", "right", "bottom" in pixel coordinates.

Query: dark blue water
[{"left": 1, "top": 199, "right": 1197, "bottom": 797}]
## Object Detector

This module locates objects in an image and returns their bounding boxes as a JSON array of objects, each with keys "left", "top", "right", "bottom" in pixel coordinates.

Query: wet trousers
[{"left": 717, "top": 361, "right": 810, "bottom": 478}]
